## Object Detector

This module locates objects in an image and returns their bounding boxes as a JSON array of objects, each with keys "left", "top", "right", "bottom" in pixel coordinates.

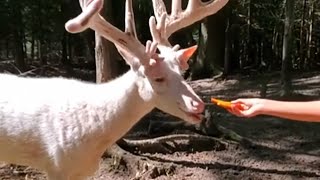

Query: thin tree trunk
[
  {"left": 190, "top": 22, "right": 208, "bottom": 80},
  {"left": 299, "top": 0, "right": 307, "bottom": 69},
  {"left": 82, "top": 31, "right": 95, "bottom": 63},
  {"left": 61, "top": 31, "right": 69, "bottom": 66},
  {"left": 6, "top": 39, "right": 10, "bottom": 59},
  {"left": 206, "top": 10, "right": 226, "bottom": 76},
  {"left": 246, "top": 0, "right": 252, "bottom": 65},
  {"left": 37, "top": 0, "right": 46, "bottom": 66},
  {"left": 231, "top": 24, "right": 240, "bottom": 71},
  {"left": 224, "top": 13, "right": 231, "bottom": 75},
  {"left": 12, "top": 4, "right": 26, "bottom": 71},
  {"left": 272, "top": 27, "right": 277, "bottom": 66},
  {"left": 13, "top": 31, "right": 25, "bottom": 71},
  {"left": 23, "top": 32, "right": 27, "bottom": 60},
  {"left": 306, "top": 0, "right": 315, "bottom": 69},
  {"left": 95, "top": 0, "right": 119, "bottom": 83},
  {"left": 281, "top": 0, "right": 294, "bottom": 96},
  {"left": 67, "top": 34, "right": 73, "bottom": 63},
  {"left": 95, "top": 35, "right": 119, "bottom": 83},
  {"left": 260, "top": 40, "right": 264, "bottom": 67},
  {"left": 31, "top": 32, "right": 35, "bottom": 61}
]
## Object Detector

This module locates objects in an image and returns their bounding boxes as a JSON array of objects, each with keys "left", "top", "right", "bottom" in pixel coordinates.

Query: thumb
[
  {"left": 232, "top": 98, "right": 254, "bottom": 107},
  {"left": 240, "top": 107, "right": 258, "bottom": 117},
  {"left": 231, "top": 99, "right": 245, "bottom": 104}
]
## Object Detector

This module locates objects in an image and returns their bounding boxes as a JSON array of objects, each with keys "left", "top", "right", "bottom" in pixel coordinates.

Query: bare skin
[{"left": 229, "top": 98, "right": 320, "bottom": 122}]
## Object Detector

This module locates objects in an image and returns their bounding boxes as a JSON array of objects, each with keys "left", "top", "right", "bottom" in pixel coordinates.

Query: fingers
[
  {"left": 240, "top": 108, "right": 258, "bottom": 118},
  {"left": 228, "top": 103, "right": 253, "bottom": 118},
  {"left": 228, "top": 98, "right": 264, "bottom": 118},
  {"left": 229, "top": 105, "right": 245, "bottom": 117}
]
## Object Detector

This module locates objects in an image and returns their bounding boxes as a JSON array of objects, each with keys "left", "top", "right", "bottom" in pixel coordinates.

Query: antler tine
[
  {"left": 171, "top": 0, "right": 182, "bottom": 17},
  {"left": 116, "top": 0, "right": 138, "bottom": 61},
  {"left": 151, "top": 0, "right": 168, "bottom": 22},
  {"left": 65, "top": 0, "right": 151, "bottom": 65},
  {"left": 167, "top": 0, "right": 229, "bottom": 37},
  {"left": 150, "top": 0, "right": 174, "bottom": 50},
  {"left": 150, "top": 0, "right": 229, "bottom": 50},
  {"left": 125, "top": 0, "right": 137, "bottom": 39},
  {"left": 65, "top": 0, "right": 103, "bottom": 33}
]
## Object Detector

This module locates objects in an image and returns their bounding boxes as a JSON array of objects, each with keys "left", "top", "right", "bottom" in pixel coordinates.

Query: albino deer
[{"left": 0, "top": 0, "right": 228, "bottom": 179}]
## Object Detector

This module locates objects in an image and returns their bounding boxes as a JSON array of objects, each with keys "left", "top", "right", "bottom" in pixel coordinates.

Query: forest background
[{"left": 1, "top": 0, "right": 319, "bottom": 96}]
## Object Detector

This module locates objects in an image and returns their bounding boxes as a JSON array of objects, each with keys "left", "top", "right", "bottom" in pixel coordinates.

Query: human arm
[{"left": 229, "top": 98, "right": 320, "bottom": 122}]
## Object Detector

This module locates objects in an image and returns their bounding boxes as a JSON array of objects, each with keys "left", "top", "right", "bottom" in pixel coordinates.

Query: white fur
[{"left": 0, "top": 59, "right": 204, "bottom": 180}]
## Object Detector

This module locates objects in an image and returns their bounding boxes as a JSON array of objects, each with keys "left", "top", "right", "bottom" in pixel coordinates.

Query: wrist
[{"left": 257, "top": 99, "right": 274, "bottom": 115}]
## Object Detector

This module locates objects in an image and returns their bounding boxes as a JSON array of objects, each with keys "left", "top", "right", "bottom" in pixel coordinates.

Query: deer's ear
[{"left": 176, "top": 45, "right": 198, "bottom": 70}]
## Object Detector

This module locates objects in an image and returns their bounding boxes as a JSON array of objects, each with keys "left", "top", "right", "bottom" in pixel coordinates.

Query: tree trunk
[
  {"left": 31, "top": 32, "right": 35, "bottom": 61},
  {"left": 224, "top": 5, "right": 232, "bottom": 75},
  {"left": 190, "top": 22, "right": 208, "bottom": 80},
  {"left": 190, "top": 6, "right": 227, "bottom": 80},
  {"left": 37, "top": 40, "right": 41, "bottom": 61},
  {"left": 224, "top": 21, "right": 231, "bottom": 75},
  {"left": 246, "top": 0, "right": 252, "bottom": 67},
  {"left": 6, "top": 39, "right": 10, "bottom": 59},
  {"left": 67, "top": 34, "right": 73, "bottom": 63},
  {"left": 271, "top": 26, "right": 281, "bottom": 70},
  {"left": 207, "top": 11, "right": 227, "bottom": 75},
  {"left": 95, "top": 0, "right": 119, "bottom": 83},
  {"left": 306, "top": 0, "right": 315, "bottom": 68},
  {"left": 37, "top": 0, "right": 46, "bottom": 66},
  {"left": 281, "top": 0, "right": 294, "bottom": 96},
  {"left": 82, "top": 31, "right": 95, "bottom": 64},
  {"left": 231, "top": 24, "right": 240, "bottom": 71},
  {"left": 12, "top": 3, "right": 26, "bottom": 71},
  {"left": 61, "top": 31, "right": 69, "bottom": 66},
  {"left": 299, "top": 0, "right": 307, "bottom": 69},
  {"left": 13, "top": 30, "right": 25, "bottom": 71},
  {"left": 23, "top": 32, "right": 27, "bottom": 61},
  {"left": 39, "top": 40, "right": 47, "bottom": 66},
  {"left": 95, "top": 35, "right": 119, "bottom": 83}
]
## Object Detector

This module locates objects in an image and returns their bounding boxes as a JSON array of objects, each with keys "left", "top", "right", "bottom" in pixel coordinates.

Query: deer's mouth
[
  {"left": 179, "top": 108, "right": 203, "bottom": 123},
  {"left": 187, "top": 112, "right": 203, "bottom": 122}
]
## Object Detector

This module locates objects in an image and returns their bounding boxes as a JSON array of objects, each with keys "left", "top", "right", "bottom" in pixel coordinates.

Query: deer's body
[
  {"left": 0, "top": 72, "right": 153, "bottom": 178},
  {"left": 0, "top": 0, "right": 228, "bottom": 179}
]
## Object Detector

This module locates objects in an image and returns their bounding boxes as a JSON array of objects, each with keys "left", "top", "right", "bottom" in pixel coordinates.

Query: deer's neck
[{"left": 89, "top": 70, "right": 153, "bottom": 146}]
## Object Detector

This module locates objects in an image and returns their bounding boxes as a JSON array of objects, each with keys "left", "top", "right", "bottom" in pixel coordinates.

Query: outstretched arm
[
  {"left": 261, "top": 100, "right": 320, "bottom": 122},
  {"left": 230, "top": 98, "right": 320, "bottom": 122}
]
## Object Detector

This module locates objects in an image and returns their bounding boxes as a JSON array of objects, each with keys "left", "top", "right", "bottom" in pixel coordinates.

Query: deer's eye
[{"left": 154, "top": 77, "right": 165, "bottom": 83}]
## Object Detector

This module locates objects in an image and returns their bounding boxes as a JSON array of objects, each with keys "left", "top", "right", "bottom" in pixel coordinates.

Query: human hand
[{"left": 228, "top": 98, "right": 266, "bottom": 118}]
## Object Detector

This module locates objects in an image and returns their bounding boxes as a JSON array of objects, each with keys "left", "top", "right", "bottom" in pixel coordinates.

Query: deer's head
[
  {"left": 134, "top": 43, "right": 204, "bottom": 123},
  {"left": 65, "top": 0, "right": 228, "bottom": 123}
]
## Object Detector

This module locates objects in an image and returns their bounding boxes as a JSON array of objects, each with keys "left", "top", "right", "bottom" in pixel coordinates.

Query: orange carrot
[
  {"left": 211, "top": 98, "right": 232, "bottom": 109},
  {"left": 211, "top": 98, "right": 247, "bottom": 111}
]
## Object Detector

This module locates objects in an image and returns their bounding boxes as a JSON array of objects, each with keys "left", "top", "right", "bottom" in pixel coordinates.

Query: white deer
[{"left": 0, "top": 0, "right": 228, "bottom": 179}]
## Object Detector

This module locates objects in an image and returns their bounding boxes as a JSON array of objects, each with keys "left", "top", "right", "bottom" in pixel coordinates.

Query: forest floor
[{"left": 0, "top": 62, "right": 320, "bottom": 180}]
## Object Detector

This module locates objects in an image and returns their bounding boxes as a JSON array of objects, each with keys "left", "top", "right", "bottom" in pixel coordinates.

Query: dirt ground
[{"left": 1, "top": 66, "right": 320, "bottom": 179}]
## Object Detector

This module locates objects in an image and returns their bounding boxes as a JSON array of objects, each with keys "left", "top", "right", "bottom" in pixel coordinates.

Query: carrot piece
[
  {"left": 211, "top": 98, "right": 232, "bottom": 109},
  {"left": 211, "top": 98, "right": 247, "bottom": 111}
]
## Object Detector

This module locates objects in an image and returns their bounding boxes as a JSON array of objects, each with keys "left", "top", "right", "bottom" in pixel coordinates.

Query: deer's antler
[
  {"left": 65, "top": 0, "right": 155, "bottom": 66},
  {"left": 150, "top": 0, "right": 229, "bottom": 51}
]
